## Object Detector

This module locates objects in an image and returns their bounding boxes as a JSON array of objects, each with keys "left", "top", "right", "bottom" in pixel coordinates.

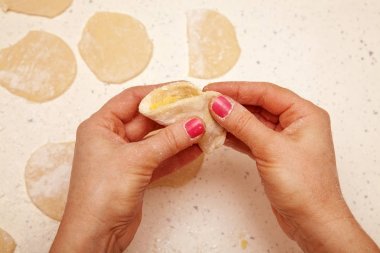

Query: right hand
[{"left": 205, "top": 82, "right": 380, "bottom": 253}]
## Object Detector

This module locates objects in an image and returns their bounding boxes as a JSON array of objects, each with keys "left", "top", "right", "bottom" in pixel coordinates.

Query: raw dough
[
  {"left": 139, "top": 81, "right": 226, "bottom": 153},
  {"left": 24, "top": 140, "right": 200, "bottom": 221},
  {"left": 0, "top": 0, "right": 73, "bottom": 18},
  {"left": 25, "top": 142, "right": 74, "bottom": 221},
  {"left": 149, "top": 154, "right": 204, "bottom": 188},
  {"left": 187, "top": 9, "right": 241, "bottom": 79},
  {"left": 0, "top": 31, "right": 77, "bottom": 102},
  {"left": 78, "top": 12, "right": 153, "bottom": 84},
  {"left": 0, "top": 228, "right": 16, "bottom": 253}
]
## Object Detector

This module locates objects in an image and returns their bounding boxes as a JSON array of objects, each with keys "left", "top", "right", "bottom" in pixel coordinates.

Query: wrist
[
  {"left": 294, "top": 209, "right": 353, "bottom": 253},
  {"left": 50, "top": 212, "right": 119, "bottom": 253},
  {"left": 294, "top": 202, "right": 379, "bottom": 253}
]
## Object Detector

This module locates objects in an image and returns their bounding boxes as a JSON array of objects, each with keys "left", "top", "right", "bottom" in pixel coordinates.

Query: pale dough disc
[
  {"left": 0, "top": 228, "right": 16, "bottom": 253},
  {"left": 0, "top": 31, "right": 77, "bottom": 102},
  {"left": 149, "top": 154, "right": 204, "bottom": 188},
  {"left": 187, "top": 9, "right": 241, "bottom": 79},
  {"left": 0, "top": 0, "right": 73, "bottom": 18},
  {"left": 78, "top": 12, "right": 153, "bottom": 84},
  {"left": 25, "top": 142, "right": 74, "bottom": 221},
  {"left": 139, "top": 81, "right": 226, "bottom": 153},
  {"left": 24, "top": 140, "right": 200, "bottom": 221}
]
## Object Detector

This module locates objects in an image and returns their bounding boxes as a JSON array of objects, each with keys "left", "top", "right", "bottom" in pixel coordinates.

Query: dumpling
[{"left": 139, "top": 81, "right": 226, "bottom": 153}]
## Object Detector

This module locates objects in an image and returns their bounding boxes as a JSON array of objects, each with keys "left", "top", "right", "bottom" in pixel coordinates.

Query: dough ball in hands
[
  {"left": 25, "top": 142, "right": 74, "bottom": 221},
  {"left": 0, "top": 0, "right": 73, "bottom": 18},
  {"left": 139, "top": 81, "right": 226, "bottom": 153},
  {"left": 0, "top": 227, "right": 16, "bottom": 253},
  {"left": 187, "top": 9, "right": 241, "bottom": 79},
  {"left": 0, "top": 31, "right": 77, "bottom": 102},
  {"left": 78, "top": 12, "right": 153, "bottom": 84}
]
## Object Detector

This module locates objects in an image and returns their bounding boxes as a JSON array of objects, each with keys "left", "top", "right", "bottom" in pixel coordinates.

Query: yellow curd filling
[{"left": 149, "top": 87, "right": 200, "bottom": 110}]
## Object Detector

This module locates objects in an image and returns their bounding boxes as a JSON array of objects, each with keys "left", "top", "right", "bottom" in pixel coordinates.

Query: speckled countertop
[{"left": 0, "top": 0, "right": 379, "bottom": 252}]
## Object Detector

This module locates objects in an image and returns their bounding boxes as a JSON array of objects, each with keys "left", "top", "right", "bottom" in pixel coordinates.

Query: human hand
[
  {"left": 205, "top": 82, "right": 379, "bottom": 253},
  {"left": 50, "top": 85, "right": 205, "bottom": 253}
]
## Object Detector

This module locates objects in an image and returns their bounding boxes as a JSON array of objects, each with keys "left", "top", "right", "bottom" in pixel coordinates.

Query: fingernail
[
  {"left": 185, "top": 118, "right": 205, "bottom": 139},
  {"left": 211, "top": 96, "right": 232, "bottom": 118}
]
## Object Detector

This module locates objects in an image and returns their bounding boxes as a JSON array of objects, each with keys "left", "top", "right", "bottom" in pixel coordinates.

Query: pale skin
[{"left": 50, "top": 82, "right": 380, "bottom": 253}]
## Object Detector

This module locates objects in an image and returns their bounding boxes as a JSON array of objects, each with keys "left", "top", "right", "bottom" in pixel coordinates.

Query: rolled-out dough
[
  {"left": 149, "top": 154, "right": 204, "bottom": 188},
  {"left": 0, "top": 228, "right": 16, "bottom": 253},
  {"left": 139, "top": 81, "right": 226, "bottom": 153},
  {"left": 187, "top": 9, "right": 241, "bottom": 79},
  {"left": 25, "top": 142, "right": 74, "bottom": 221},
  {"left": 78, "top": 12, "right": 153, "bottom": 84},
  {"left": 0, "top": 0, "right": 73, "bottom": 18},
  {"left": 24, "top": 141, "right": 202, "bottom": 221},
  {"left": 0, "top": 31, "right": 77, "bottom": 103}
]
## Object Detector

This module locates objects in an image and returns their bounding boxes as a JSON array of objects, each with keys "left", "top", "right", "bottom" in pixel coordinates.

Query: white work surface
[{"left": 1, "top": 0, "right": 380, "bottom": 252}]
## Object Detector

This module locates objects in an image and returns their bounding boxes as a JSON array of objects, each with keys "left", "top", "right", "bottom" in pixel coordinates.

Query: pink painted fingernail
[
  {"left": 185, "top": 118, "right": 205, "bottom": 139},
  {"left": 211, "top": 96, "right": 232, "bottom": 118}
]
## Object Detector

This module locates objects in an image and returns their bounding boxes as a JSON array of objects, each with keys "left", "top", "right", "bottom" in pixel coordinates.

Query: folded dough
[{"left": 139, "top": 81, "right": 226, "bottom": 153}]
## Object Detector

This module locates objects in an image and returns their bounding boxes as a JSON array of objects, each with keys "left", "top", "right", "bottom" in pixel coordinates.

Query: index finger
[
  {"left": 97, "top": 83, "right": 162, "bottom": 123},
  {"left": 204, "top": 82, "right": 305, "bottom": 116}
]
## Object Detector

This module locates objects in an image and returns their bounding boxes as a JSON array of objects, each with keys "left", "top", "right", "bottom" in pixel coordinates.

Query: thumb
[
  {"left": 138, "top": 117, "right": 205, "bottom": 166},
  {"left": 209, "top": 95, "right": 275, "bottom": 152}
]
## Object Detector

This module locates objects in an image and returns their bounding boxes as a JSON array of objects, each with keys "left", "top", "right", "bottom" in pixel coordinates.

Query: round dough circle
[
  {"left": 78, "top": 12, "right": 153, "bottom": 84},
  {"left": 0, "top": 0, "right": 73, "bottom": 18},
  {"left": 0, "top": 31, "right": 77, "bottom": 102},
  {"left": 149, "top": 154, "right": 205, "bottom": 188},
  {"left": 0, "top": 228, "right": 16, "bottom": 253},
  {"left": 187, "top": 9, "right": 241, "bottom": 79},
  {"left": 25, "top": 142, "right": 74, "bottom": 221}
]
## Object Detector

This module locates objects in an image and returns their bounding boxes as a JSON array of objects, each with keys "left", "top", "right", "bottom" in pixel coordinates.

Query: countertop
[{"left": 0, "top": 0, "right": 379, "bottom": 252}]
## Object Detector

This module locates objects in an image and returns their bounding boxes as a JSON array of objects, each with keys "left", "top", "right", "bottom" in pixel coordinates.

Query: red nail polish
[
  {"left": 212, "top": 96, "right": 232, "bottom": 118},
  {"left": 185, "top": 118, "right": 205, "bottom": 139}
]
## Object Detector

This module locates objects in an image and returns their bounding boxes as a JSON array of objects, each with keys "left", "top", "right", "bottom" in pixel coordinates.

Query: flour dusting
[
  {"left": 187, "top": 9, "right": 208, "bottom": 77},
  {"left": 0, "top": 31, "right": 76, "bottom": 102},
  {"left": 186, "top": 9, "right": 240, "bottom": 79},
  {"left": 26, "top": 143, "right": 73, "bottom": 199},
  {"left": 25, "top": 142, "right": 74, "bottom": 220}
]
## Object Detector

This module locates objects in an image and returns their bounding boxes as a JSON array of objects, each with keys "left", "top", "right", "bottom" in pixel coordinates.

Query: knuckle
[
  {"left": 76, "top": 116, "right": 98, "bottom": 137},
  {"left": 263, "top": 82, "right": 287, "bottom": 93},
  {"left": 76, "top": 119, "right": 90, "bottom": 135},
  {"left": 320, "top": 108, "right": 330, "bottom": 119},
  {"left": 321, "top": 109, "right": 331, "bottom": 124},
  {"left": 120, "top": 86, "right": 139, "bottom": 101},
  {"left": 261, "top": 81, "right": 277, "bottom": 87},
  {"left": 232, "top": 112, "right": 254, "bottom": 138},
  {"left": 125, "top": 86, "right": 138, "bottom": 93},
  {"left": 307, "top": 102, "right": 332, "bottom": 125},
  {"left": 162, "top": 128, "right": 182, "bottom": 154},
  {"left": 316, "top": 106, "right": 331, "bottom": 121}
]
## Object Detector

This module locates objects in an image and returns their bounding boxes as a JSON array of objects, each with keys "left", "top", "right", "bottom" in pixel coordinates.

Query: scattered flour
[
  {"left": 186, "top": 9, "right": 240, "bottom": 79},
  {"left": 0, "top": 31, "right": 76, "bottom": 102},
  {"left": 25, "top": 142, "right": 74, "bottom": 221}
]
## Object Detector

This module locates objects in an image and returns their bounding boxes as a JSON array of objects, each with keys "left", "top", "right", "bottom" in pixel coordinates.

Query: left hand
[{"left": 50, "top": 84, "right": 205, "bottom": 253}]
